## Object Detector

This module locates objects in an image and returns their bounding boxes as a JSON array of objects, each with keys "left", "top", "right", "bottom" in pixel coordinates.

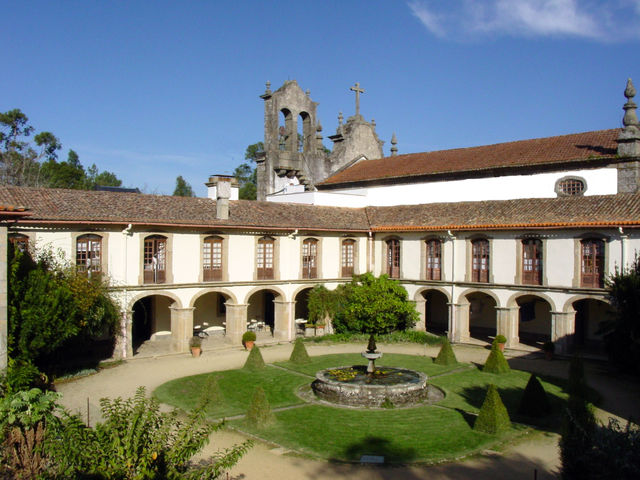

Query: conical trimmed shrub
[
  {"left": 483, "top": 342, "right": 511, "bottom": 374},
  {"left": 474, "top": 384, "right": 511, "bottom": 434},
  {"left": 202, "top": 375, "right": 223, "bottom": 405},
  {"left": 434, "top": 337, "right": 458, "bottom": 365},
  {"left": 243, "top": 345, "right": 265, "bottom": 370},
  {"left": 518, "top": 373, "right": 551, "bottom": 417},
  {"left": 289, "top": 338, "right": 311, "bottom": 364},
  {"left": 246, "top": 386, "right": 274, "bottom": 428}
]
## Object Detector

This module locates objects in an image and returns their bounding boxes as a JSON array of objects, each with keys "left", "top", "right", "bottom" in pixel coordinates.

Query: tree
[
  {"left": 330, "top": 273, "right": 418, "bottom": 335},
  {"left": 232, "top": 141, "right": 263, "bottom": 200},
  {"left": 600, "top": 256, "right": 640, "bottom": 374},
  {"left": 173, "top": 175, "right": 195, "bottom": 197}
]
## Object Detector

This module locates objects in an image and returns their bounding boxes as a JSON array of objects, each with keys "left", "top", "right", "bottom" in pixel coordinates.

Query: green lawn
[{"left": 154, "top": 352, "right": 570, "bottom": 463}]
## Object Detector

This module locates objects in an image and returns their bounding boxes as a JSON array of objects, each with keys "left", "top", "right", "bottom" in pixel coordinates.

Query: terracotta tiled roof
[
  {"left": 1, "top": 186, "right": 639, "bottom": 233},
  {"left": 320, "top": 129, "right": 621, "bottom": 186},
  {"left": 366, "top": 194, "right": 640, "bottom": 231},
  {"left": 0, "top": 186, "right": 370, "bottom": 232}
]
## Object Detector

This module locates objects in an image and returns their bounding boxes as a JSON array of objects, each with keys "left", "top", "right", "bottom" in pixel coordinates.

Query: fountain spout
[{"left": 362, "top": 334, "right": 382, "bottom": 374}]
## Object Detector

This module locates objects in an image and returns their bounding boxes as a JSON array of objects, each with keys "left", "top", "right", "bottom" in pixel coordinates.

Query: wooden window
[
  {"left": 522, "top": 239, "right": 543, "bottom": 285},
  {"left": 557, "top": 178, "right": 585, "bottom": 196},
  {"left": 76, "top": 234, "right": 102, "bottom": 276},
  {"left": 203, "top": 236, "right": 223, "bottom": 281},
  {"left": 302, "top": 238, "right": 318, "bottom": 279},
  {"left": 257, "top": 236, "right": 274, "bottom": 280},
  {"left": 341, "top": 239, "right": 355, "bottom": 277},
  {"left": 581, "top": 238, "right": 604, "bottom": 288},
  {"left": 144, "top": 235, "right": 167, "bottom": 284},
  {"left": 386, "top": 239, "right": 401, "bottom": 279},
  {"left": 9, "top": 234, "right": 29, "bottom": 252},
  {"left": 471, "top": 239, "right": 490, "bottom": 283},
  {"left": 425, "top": 239, "right": 442, "bottom": 280}
]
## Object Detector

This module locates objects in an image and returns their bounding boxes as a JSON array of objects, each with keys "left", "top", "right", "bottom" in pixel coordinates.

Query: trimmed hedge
[
  {"left": 474, "top": 384, "right": 511, "bottom": 434},
  {"left": 483, "top": 343, "right": 511, "bottom": 374},
  {"left": 289, "top": 338, "right": 311, "bottom": 364},
  {"left": 243, "top": 345, "right": 265, "bottom": 370},
  {"left": 246, "top": 386, "right": 274, "bottom": 428},
  {"left": 434, "top": 338, "right": 458, "bottom": 366},
  {"left": 518, "top": 373, "right": 551, "bottom": 417}
]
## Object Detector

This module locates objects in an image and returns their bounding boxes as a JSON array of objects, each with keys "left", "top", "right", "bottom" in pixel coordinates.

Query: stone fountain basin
[{"left": 311, "top": 365, "right": 432, "bottom": 408}]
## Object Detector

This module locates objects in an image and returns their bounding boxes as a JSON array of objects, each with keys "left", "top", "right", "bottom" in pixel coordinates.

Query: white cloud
[{"left": 408, "top": 0, "right": 640, "bottom": 41}]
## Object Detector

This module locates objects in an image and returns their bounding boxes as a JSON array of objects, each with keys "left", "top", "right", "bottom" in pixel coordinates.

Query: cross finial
[{"left": 350, "top": 82, "right": 365, "bottom": 116}]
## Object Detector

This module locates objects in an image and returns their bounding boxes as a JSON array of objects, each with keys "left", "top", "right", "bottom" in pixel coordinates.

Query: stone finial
[
  {"left": 265, "top": 81, "right": 272, "bottom": 94},
  {"left": 371, "top": 119, "right": 376, "bottom": 127},
  {"left": 623, "top": 78, "right": 639, "bottom": 127},
  {"left": 618, "top": 78, "right": 640, "bottom": 157},
  {"left": 390, "top": 132, "right": 398, "bottom": 156},
  {"left": 306, "top": 89, "right": 310, "bottom": 97},
  {"left": 338, "top": 111, "right": 343, "bottom": 126},
  {"left": 316, "top": 123, "right": 323, "bottom": 132}
]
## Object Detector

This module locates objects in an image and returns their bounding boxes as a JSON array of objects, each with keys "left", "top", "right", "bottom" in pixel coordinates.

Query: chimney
[{"left": 205, "top": 175, "right": 236, "bottom": 220}]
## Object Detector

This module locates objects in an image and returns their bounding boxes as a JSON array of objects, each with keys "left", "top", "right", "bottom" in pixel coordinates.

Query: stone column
[
  {"left": 450, "top": 302, "right": 470, "bottom": 343},
  {"left": 225, "top": 303, "right": 248, "bottom": 345},
  {"left": 112, "top": 310, "right": 133, "bottom": 359},
  {"left": 170, "top": 307, "right": 195, "bottom": 353},
  {"left": 274, "top": 300, "right": 295, "bottom": 341},
  {"left": 496, "top": 306, "right": 519, "bottom": 347},
  {"left": 413, "top": 298, "right": 426, "bottom": 331},
  {"left": 0, "top": 226, "right": 7, "bottom": 373},
  {"left": 551, "top": 311, "right": 576, "bottom": 354}
]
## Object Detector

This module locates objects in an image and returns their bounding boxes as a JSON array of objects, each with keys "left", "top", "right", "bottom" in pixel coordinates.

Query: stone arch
[
  {"left": 127, "top": 290, "right": 182, "bottom": 312},
  {"left": 460, "top": 289, "right": 499, "bottom": 343},
  {"left": 189, "top": 287, "right": 238, "bottom": 308},
  {"left": 566, "top": 295, "right": 613, "bottom": 352},
  {"left": 245, "top": 286, "right": 287, "bottom": 337},
  {"left": 415, "top": 287, "right": 450, "bottom": 334},
  {"left": 562, "top": 294, "right": 610, "bottom": 313},
  {"left": 279, "top": 108, "right": 294, "bottom": 151},
  {"left": 298, "top": 111, "right": 311, "bottom": 152},
  {"left": 510, "top": 293, "right": 554, "bottom": 348},
  {"left": 243, "top": 285, "right": 287, "bottom": 304}
]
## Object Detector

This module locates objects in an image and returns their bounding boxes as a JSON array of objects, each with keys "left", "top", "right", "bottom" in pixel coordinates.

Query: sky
[{"left": 3, "top": 0, "right": 640, "bottom": 196}]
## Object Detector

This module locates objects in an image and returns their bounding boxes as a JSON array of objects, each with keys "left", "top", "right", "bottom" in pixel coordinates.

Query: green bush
[
  {"left": 46, "top": 387, "right": 251, "bottom": 479},
  {"left": 518, "top": 373, "right": 551, "bottom": 417},
  {"left": 473, "top": 384, "right": 511, "bottom": 434},
  {"left": 483, "top": 342, "right": 511, "bottom": 374},
  {"left": 304, "top": 331, "right": 444, "bottom": 345},
  {"left": 242, "top": 331, "right": 256, "bottom": 344},
  {"left": 289, "top": 338, "right": 310, "bottom": 364},
  {"left": 246, "top": 387, "right": 274, "bottom": 428},
  {"left": 434, "top": 337, "right": 458, "bottom": 366},
  {"left": 493, "top": 334, "right": 507, "bottom": 344},
  {"left": 331, "top": 273, "right": 419, "bottom": 335},
  {"left": 243, "top": 345, "right": 265, "bottom": 370}
]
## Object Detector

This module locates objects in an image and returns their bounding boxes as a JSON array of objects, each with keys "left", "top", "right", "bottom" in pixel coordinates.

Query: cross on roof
[{"left": 350, "top": 82, "right": 365, "bottom": 116}]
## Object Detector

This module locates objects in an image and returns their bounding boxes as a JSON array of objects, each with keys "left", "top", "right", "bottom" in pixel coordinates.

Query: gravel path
[{"left": 55, "top": 342, "right": 640, "bottom": 480}]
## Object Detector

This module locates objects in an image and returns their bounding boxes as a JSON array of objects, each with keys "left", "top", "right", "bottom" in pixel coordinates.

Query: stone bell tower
[{"left": 256, "top": 80, "right": 327, "bottom": 201}]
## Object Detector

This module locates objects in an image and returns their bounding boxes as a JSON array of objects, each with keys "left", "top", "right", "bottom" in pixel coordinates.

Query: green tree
[
  {"left": 173, "top": 175, "right": 195, "bottom": 197},
  {"left": 600, "top": 256, "right": 640, "bottom": 374},
  {"left": 331, "top": 273, "right": 418, "bottom": 335},
  {"left": 87, "top": 163, "right": 122, "bottom": 188},
  {"left": 40, "top": 150, "right": 86, "bottom": 189}
]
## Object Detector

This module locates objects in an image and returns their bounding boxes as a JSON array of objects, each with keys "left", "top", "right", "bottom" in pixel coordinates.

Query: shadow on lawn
[{"left": 341, "top": 436, "right": 418, "bottom": 463}]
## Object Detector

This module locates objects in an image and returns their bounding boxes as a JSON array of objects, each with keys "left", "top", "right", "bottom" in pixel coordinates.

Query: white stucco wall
[{"left": 267, "top": 167, "right": 618, "bottom": 207}]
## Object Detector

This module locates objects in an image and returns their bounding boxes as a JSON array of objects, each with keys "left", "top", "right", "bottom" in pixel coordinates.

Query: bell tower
[{"left": 256, "top": 80, "right": 327, "bottom": 200}]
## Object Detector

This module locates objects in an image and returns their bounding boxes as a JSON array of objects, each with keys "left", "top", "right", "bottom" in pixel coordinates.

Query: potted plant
[
  {"left": 493, "top": 335, "right": 507, "bottom": 352},
  {"left": 315, "top": 322, "right": 326, "bottom": 336},
  {"left": 305, "top": 323, "right": 316, "bottom": 337},
  {"left": 189, "top": 336, "right": 202, "bottom": 357},
  {"left": 242, "top": 331, "right": 256, "bottom": 350},
  {"left": 543, "top": 341, "right": 555, "bottom": 360}
]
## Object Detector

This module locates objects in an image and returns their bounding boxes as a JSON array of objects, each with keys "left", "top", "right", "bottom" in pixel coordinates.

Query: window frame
[
  {"left": 256, "top": 236, "right": 275, "bottom": 280},
  {"left": 471, "top": 238, "right": 490, "bottom": 283},
  {"left": 581, "top": 238, "right": 605, "bottom": 288},
  {"left": 425, "top": 238, "right": 442, "bottom": 281},
  {"left": 555, "top": 175, "right": 587, "bottom": 197},
  {"left": 76, "top": 234, "right": 103, "bottom": 276},
  {"left": 341, "top": 238, "right": 356, "bottom": 278},
  {"left": 203, "top": 235, "right": 223, "bottom": 281},
  {"left": 143, "top": 235, "right": 168, "bottom": 284},
  {"left": 385, "top": 238, "right": 401, "bottom": 279},
  {"left": 8, "top": 233, "right": 29, "bottom": 253},
  {"left": 522, "top": 238, "right": 543, "bottom": 285},
  {"left": 301, "top": 237, "right": 319, "bottom": 279}
]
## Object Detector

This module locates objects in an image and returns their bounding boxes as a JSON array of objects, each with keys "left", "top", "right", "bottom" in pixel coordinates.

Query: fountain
[{"left": 311, "top": 335, "right": 443, "bottom": 408}]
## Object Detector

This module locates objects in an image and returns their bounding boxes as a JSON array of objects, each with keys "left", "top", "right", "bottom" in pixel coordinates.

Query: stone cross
[{"left": 350, "top": 82, "right": 365, "bottom": 116}]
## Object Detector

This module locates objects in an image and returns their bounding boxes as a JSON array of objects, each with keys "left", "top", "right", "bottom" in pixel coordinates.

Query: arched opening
[
  {"left": 279, "top": 109, "right": 293, "bottom": 151},
  {"left": 572, "top": 298, "right": 612, "bottom": 353},
  {"left": 516, "top": 295, "right": 552, "bottom": 348},
  {"left": 421, "top": 289, "right": 448, "bottom": 335},
  {"left": 193, "top": 291, "right": 230, "bottom": 339},
  {"left": 131, "top": 294, "right": 174, "bottom": 354},
  {"left": 298, "top": 111, "right": 311, "bottom": 152},
  {"left": 247, "top": 289, "right": 280, "bottom": 336},
  {"left": 294, "top": 287, "right": 314, "bottom": 336},
  {"left": 466, "top": 291, "right": 497, "bottom": 343}
]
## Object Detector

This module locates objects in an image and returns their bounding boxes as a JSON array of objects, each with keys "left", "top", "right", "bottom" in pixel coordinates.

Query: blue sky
[{"left": 3, "top": 0, "right": 640, "bottom": 196}]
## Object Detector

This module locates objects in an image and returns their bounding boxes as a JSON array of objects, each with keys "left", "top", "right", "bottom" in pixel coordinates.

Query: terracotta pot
[
  {"left": 244, "top": 340, "right": 255, "bottom": 351},
  {"left": 191, "top": 347, "right": 202, "bottom": 357},
  {"left": 497, "top": 342, "right": 505, "bottom": 352}
]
